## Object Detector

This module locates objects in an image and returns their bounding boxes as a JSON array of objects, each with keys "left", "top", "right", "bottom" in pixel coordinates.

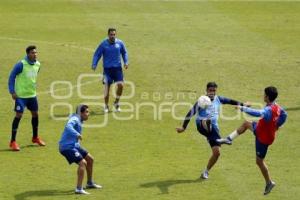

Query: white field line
[{"left": 0, "top": 36, "right": 94, "bottom": 52}]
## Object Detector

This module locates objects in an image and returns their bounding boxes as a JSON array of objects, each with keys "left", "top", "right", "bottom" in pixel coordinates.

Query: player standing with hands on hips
[{"left": 92, "top": 28, "right": 129, "bottom": 113}]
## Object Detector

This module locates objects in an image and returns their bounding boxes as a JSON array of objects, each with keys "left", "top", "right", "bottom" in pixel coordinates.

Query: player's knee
[
  {"left": 256, "top": 157, "right": 263, "bottom": 166},
  {"left": 31, "top": 112, "right": 38, "bottom": 118},
  {"left": 86, "top": 155, "right": 94, "bottom": 164},
  {"left": 16, "top": 112, "right": 23, "bottom": 118},
  {"left": 242, "top": 120, "right": 252, "bottom": 129},
  {"left": 79, "top": 159, "right": 87, "bottom": 167},
  {"left": 212, "top": 148, "right": 220, "bottom": 158},
  {"left": 117, "top": 82, "right": 124, "bottom": 88}
]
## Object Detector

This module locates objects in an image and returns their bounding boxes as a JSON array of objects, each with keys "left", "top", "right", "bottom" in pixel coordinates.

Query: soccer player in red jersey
[{"left": 217, "top": 86, "right": 287, "bottom": 195}]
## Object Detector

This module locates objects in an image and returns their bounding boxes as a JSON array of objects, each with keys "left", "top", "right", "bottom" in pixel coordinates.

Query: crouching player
[
  {"left": 59, "top": 104, "right": 102, "bottom": 195},
  {"left": 217, "top": 86, "right": 287, "bottom": 195}
]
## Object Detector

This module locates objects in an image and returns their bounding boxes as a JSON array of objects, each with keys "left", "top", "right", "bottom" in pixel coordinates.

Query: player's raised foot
[
  {"left": 216, "top": 137, "right": 232, "bottom": 145},
  {"left": 9, "top": 141, "right": 20, "bottom": 151},
  {"left": 86, "top": 182, "right": 102, "bottom": 189},
  {"left": 264, "top": 181, "right": 275, "bottom": 195},
  {"left": 32, "top": 137, "right": 46, "bottom": 146},
  {"left": 75, "top": 188, "right": 90, "bottom": 195},
  {"left": 104, "top": 105, "right": 109, "bottom": 113},
  {"left": 114, "top": 103, "right": 121, "bottom": 112},
  {"left": 200, "top": 169, "right": 209, "bottom": 179}
]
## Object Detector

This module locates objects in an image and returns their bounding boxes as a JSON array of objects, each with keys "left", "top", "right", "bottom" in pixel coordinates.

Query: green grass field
[{"left": 0, "top": 0, "right": 300, "bottom": 199}]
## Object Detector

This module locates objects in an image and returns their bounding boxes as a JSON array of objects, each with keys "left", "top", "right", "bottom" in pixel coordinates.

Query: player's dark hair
[
  {"left": 206, "top": 82, "right": 218, "bottom": 89},
  {"left": 76, "top": 104, "right": 89, "bottom": 114},
  {"left": 108, "top": 28, "right": 116, "bottom": 34},
  {"left": 265, "top": 86, "right": 278, "bottom": 102},
  {"left": 26, "top": 45, "right": 36, "bottom": 54}
]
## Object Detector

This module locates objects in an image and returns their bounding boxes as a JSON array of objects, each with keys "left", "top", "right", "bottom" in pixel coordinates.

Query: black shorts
[{"left": 196, "top": 120, "right": 221, "bottom": 147}]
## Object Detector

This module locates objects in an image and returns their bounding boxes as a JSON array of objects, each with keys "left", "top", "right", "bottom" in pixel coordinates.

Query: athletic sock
[
  {"left": 11, "top": 117, "right": 21, "bottom": 142},
  {"left": 32, "top": 117, "right": 39, "bottom": 138},
  {"left": 228, "top": 130, "right": 239, "bottom": 141},
  {"left": 114, "top": 98, "right": 120, "bottom": 105}
]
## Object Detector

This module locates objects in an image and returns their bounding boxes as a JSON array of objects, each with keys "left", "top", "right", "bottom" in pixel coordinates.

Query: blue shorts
[
  {"left": 60, "top": 147, "right": 88, "bottom": 164},
  {"left": 196, "top": 120, "right": 221, "bottom": 147},
  {"left": 252, "top": 122, "right": 269, "bottom": 159},
  {"left": 103, "top": 67, "right": 123, "bottom": 85},
  {"left": 14, "top": 97, "right": 38, "bottom": 113}
]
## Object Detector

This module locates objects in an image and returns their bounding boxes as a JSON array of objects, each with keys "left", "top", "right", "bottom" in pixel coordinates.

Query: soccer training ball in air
[{"left": 198, "top": 95, "right": 212, "bottom": 109}]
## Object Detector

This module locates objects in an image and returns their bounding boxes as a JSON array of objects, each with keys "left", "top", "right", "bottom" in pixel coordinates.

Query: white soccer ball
[{"left": 197, "top": 95, "right": 212, "bottom": 109}]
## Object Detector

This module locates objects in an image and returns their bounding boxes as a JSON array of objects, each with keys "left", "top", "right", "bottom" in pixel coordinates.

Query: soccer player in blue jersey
[
  {"left": 59, "top": 105, "right": 102, "bottom": 195},
  {"left": 8, "top": 45, "right": 45, "bottom": 151},
  {"left": 92, "top": 28, "right": 129, "bottom": 113},
  {"left": 176, "top": 82, "right": 248, "bottom": 179},
  {"left": 217, "top": 86, "right": 287, "bottom": 195}
]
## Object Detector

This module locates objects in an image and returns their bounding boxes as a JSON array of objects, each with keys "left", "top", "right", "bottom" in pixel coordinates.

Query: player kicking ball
[
  {"left": 176, "top": 82, "right": 248, "bottom": 179},
  {"left": 217, "top": 86, "right": 287, "bottom": 195},
  {"left": 59, "top": 104, "right": 102, "bottom": 195}
]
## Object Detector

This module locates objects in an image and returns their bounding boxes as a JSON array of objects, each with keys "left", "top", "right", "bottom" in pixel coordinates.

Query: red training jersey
[{"left": 256, "top": 104, "right": 281, "bottom": 145}]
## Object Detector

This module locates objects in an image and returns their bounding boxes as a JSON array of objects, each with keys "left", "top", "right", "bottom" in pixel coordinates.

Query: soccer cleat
[
  {"left": 32, "top": 137, "right": 46, "bottom": 146},
  {"left": 9, "top": 141, "right": 20, "bottom": 151},
  {"left": 86, "top": 182, "right": 102, "bottom": 189},
  {"left": 75, "top": 188, "right": 90, "bottom": 195},
  {"left": 114, "top": 103, "right": 121, "bottom": 112},
  {"left": 216, "top": 137, "right": 232, "bottom": 145},
  {"left": 264, "top": 181, "right": 275, "bottom": 195},
  {"left": 104, "top": 105, "right": 109, "bottom": 113},
  {"left": 200, "top": 170, "right": 209, "bottom": 179}
]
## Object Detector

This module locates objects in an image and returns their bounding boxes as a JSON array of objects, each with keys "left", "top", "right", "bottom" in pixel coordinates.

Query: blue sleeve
[
  {"left": 92, "top": 43, "right": 104, "bottom": 69},
  {"left": 8, "top": 62, "right": 23, "bottom": 94},
  {"left": 65, "top": 118, "right": 81, "bottom": 137},
  {"left": 120, "top": 42, "right": 128, "bottom": 65},
  {"left": 241, "top": 106, "right": 272, "bottom": 121},
  {"left": 182, "top": 102, "right": 198, "bottom": 129},
  {"left": 219, "top": 96, "right": 243, "bottom": 105},
  {"left": 277, "top": 108, "right": 287, "bottom": 127}
]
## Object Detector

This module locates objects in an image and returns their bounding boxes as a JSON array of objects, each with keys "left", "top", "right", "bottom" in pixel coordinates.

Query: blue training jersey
[
  {"left": 59, "top": 114, "right": 83, "bottom": 151},
  {"left": 92, "top": 38, "right": 128, "bottom": 69},
  {"left": 182, "top": 95, "right": 244, "bottom": 129}
]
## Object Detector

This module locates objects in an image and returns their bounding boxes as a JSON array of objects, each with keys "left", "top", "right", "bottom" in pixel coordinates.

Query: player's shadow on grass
[
  {"left": 21, "top": 144, "right": 42, "bottom": 149},
  {"left": 0, "top": 145, "right": 39, "bottom": 152},
  {"left": 140, "top": 178, "right": 203, "bottom": 194},
  {"left": 15, "top": 189, "right": 74, "bottom": 200}
]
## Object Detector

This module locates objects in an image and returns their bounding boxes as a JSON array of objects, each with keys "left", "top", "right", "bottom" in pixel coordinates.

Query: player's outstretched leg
[{"left": 217, "top": 120, "right": 253, "bottom": 145}]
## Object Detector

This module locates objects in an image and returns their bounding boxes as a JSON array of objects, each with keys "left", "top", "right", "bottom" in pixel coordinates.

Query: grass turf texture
[{"left": 0, "top": 0, "right": 300, "bottom": 199}]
